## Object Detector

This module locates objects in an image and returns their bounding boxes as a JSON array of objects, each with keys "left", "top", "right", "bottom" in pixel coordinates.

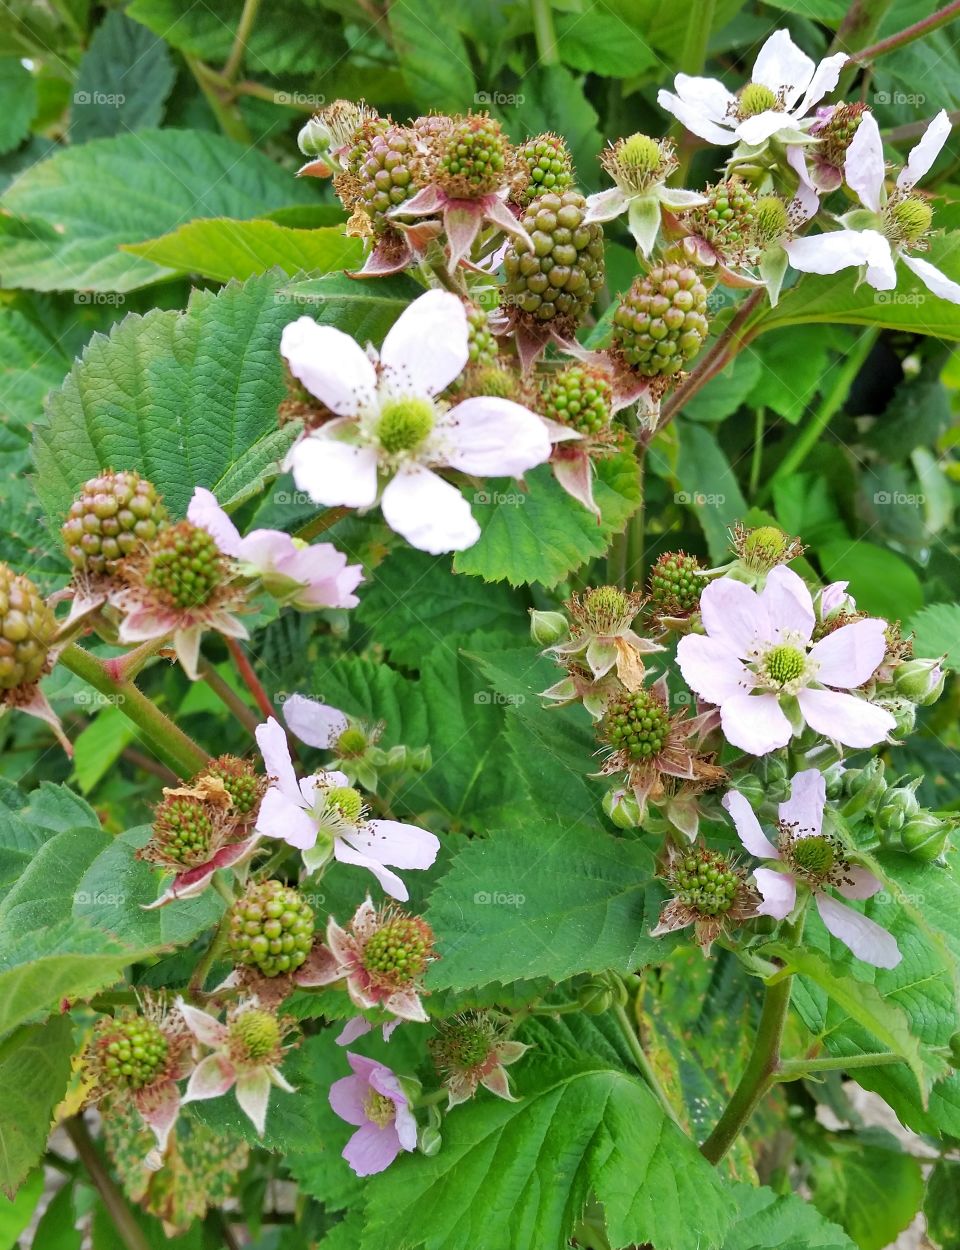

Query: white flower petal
[
  {"left": 255, "top": 718, "right": 301, "bottom": 804},
  {"left": 837, "top": 866, "right": 883, "bottom": 901},
  {"left": 796, "top": 51, "right": 848, "bottom": 115},
  {"left": 722, "top": 789, "right": 781, "bottom": 859},
  {"left": 627, "top": 195, "right": 663, "bottom": 257},
  {"left": 379, "top": 289, "right": 469, "bottom": 397},
  {"left": 700, "top": 576, "right": 769, "bottom": 655},
  {"left": 177, "top": 999, "right": 229, "bottom": 1047},
  {"left": 235, "top": 1069, "right": 272, "bottom": 1136},
  {"left": 673, "top": 74, "right": 737, "bottom": 121},
  {"left": 676, "top": 634, "right": 750, "bottom": 705},
  {"left": 187, "top": 487, "right": 243, "bottom": 557},
  {"left": 380, "top": 465, "right": 480, "bottom": 554},
  {"left": 899, "top": 109, "right": 951, "bottom": 189},
  {"left": 753, "top": 867, "right": 797, "bottom": 920},
  {"left": 583, "top": 186, "right": 628, "bottom": 223},
  {"left": 761, "top": 565, "right": 815, "bottom": 642},
  {"left": 785, "top": 230, "right": 876, "bottom": 276},
  {"left": 736, "top": 110, "right": 799, "bottom": 147},
  {"left": 283, "top": 694, "right": 349, "bottom": 749},
  {"left": 808, "top": 617, "right": 887, "bottom": 688},
  {"left": 719, "top": 691, "right": 793, "bottom": 755},
  {"left": 845, "top": 112, "right": 886, "bottom": 213},
  {"left": 901, "top": 253, "right": 960, "bottom": 305},
  {"left": 280, "top": 317, "right": 376, "bottom": 414},
  {"left": 752, "top": 29, "right": 814, "bottom": 100},
  {"left": 796, "top": 687, "right": 896, "bottom": 748},
  {"left": 333, "top": 839, "right": 409, "bottom": 900},
  {"left": 350, "top": 818, "right": 441, "bottom": 870},
  {"left": 863, "top": 232, "right": 899, "bottom": 291},
  {"left": 182, "top": 1053, "right": 235, "bottom": 1102},
  {"left": 443, "top": 397, "right": 552, "bottom": 476},
  {"left": 256, "top": 787, "right": 319, "bottom": 849},
  {"left": 815, "top": 893, "right": 901, "bottom": 968},
  {"left": 287, "top": 435, "right": 380, "bottom": 509},
  {"left": 779, "top": 768, "right": 825, "bottom": 836},
  {"left": 657, "top": 88, "right": 736, "bottom": 146}
]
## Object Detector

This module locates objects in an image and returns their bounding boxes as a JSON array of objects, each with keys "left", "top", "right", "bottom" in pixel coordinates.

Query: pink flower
[
  {"left": 187, "top": 487, "right": 363, "bottom": 609},
  {"left": 722, "top": 769, "right": 901, "bottom": 969},
  {"left": 329, "top": 1052, "right": 418, "bottom": 1176},
  {"left": 676, "top": 565, "right": 896, "bottom": 755},
  {"left": 254, "top": 718, "right": 439, "bottom": 900},
  {"left": 280, "top": 290, "right": 552, "bottom": 554},
  {"left": 178, "top": 998, "right": 294, "bottom": 1136}
]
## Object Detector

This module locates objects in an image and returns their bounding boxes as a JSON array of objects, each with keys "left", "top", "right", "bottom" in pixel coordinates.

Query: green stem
[
  {"left": 848, "top": 0, "right": 960, "bottom": 65},
  {"left": 64, "top": 1116, "right": 151, "bottom": 1250},
  {"left": 529, "top": 1000, "right": 582, "bottom": 1015},
  {"left": 607, "top": 530, "right": 629, "bottom": 589},
  {"left": 60, "top": 643, "right": 209, "bottom": 779},
  {"left": 414, "top": 1088, "right": 449, "bottom": 1108},
  {"left": 761, "top": 327, "right": 878, "bottom": 502},
  {"left": 624, "top": 446, "right": 646, "bottom": 588},
  {"left": 831, "top": 0, "right": 894, "bottom": 94},
  {"left": 188, "top": 877, "right": 235, "bottom": 996},
  {"left": 679, "top": 0, "right": 716, "bottom": 74},
  {"left": 775, "top": 1051, "right": 906, "bottom": 1081},
  {"left": 748, "top": 406, "right": 765, "bottom": 498},
  {"left": 184, "top": 56, "right": 251, "bottom": 143},
  {"left": 198, "top": 659, "right": 260, "bottom": 736},
  {"left": 612, "top": 1002, "right": 681, "bottom": 1125},
  {"left": 223, "top": 0, "right": 263, "bottom": 82},
  {"left": 530, "top": 0, "right": 559, "bottom": 65},
  {"left": 294, "top": 507, "right": 349, "bottom": 542}
]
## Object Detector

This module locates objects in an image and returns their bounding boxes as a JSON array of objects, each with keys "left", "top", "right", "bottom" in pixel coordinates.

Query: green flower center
[
  {"left": 230, "top": 1009, "right": 280, "bottom": 1062},
  {"left": 889, "top": 195, "right": 933, "bottom": 244},
  {"left": 754, "top": 196, "right": 789, "bottom": 241},
  {"left": 739, "top": 82, "right": 778, "bottom": 117},
  {"left": 155, "top": 797, "right": 213, "bottom": 865},
  {"left": 326, "top": 785, "right": 364, "bottom": 823},
  {"left": 764, "top": 644, "right": 807, "bottom": 687},
  {"left": 619, "top": 133, "right": 663, "bottom": 173},
  {"left": 742, "top": 525, "right": 789, "bottom": 567},
  {"left": 601, "top": 689, "right": 670, "bottom": 760},
  {"left": 377, "top": 398, "right": 435, "bottom": 456},
  {"left": 582, "top": 585, "right": 630, "bottom": 630},
  {"left": 363, "top": 916, "right": 431, "bottom": 982},
  {"left": 144, "top": 522, "right": 221, "bottom": 610},
  {"left": 364, "top": 1090, "right": 396, "bottom": 1127},
  {"left": 790, "top": 834, "right": 835, "bottom": 876},
  {"left": 336, "top": 726, "right": 368, "bottom": 757},
  {"left": 433, "top": 1021, "right": 496, "bottom": 1071}
]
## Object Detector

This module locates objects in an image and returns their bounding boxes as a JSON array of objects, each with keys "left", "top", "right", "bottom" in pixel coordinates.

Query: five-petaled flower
[
  {"left": 723, "top": 769, "right": 901, "bottom": 969},
  {"left": 280, "top": 289, "right": 552, "bottom": 554},
  {"left": 329, "top": 1052, "right": 418, "bottom": 1175}
]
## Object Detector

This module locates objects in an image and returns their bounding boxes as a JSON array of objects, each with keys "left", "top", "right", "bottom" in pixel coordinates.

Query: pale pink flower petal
[
  {"left": 899, "top": 109, "right": 951, "bottom": 189},
  {"left": 900, "top": 253, "right": 960, "bottom": 304},
  {"left": 280, "top": 317, "right": 377, "bottom": 414},
  {"left": 354, "top": 819, "right": 441, "bottom": 870},
  {"left": 287, "top": 436, "right": 380, "bottom": 509},
  {"left": 699, "top": 577, "right": 769, "bottom": 655},
  {"left": 343, "top": 1122, "right": 404, "bottom": 1176},
  {"left": 815, "top": 892, "right": 901, "bottom": 968},
  {"left": 778, "top": 768, "right": 825, "bottom": 836},
  {"left": 337, "top": 1017, "right": 374, "bottom": 1046},
  {"left": 760, "top": 565, "right": 815, "bottom": 642},
  {"left": 182, "top": 1053, "right": 236, "bottom": 1102},
  {"left": 328, "top": 1073, "right": 369, "bottom": 1125},
  {"left": 808, "top": 617, "right": 887, "bottom": 687},
  {"left": 795, "top": 687, "right": 895, "bottom": 748},
  {"left": 480, "top": 1065, "right": 517, "bottom": 1101},
  {"left": 380, "top": 464, "right": 480, "bottom": 554},
  {"left": 443, "top": 397, "right": 552, "bottom": 476},
  {"left": 177, "top": 1000, "right": 230, "bottom": 1048},
  {"left": 837, "top": 867, "right": 883, "bottom": 901},
  {"left": 134, "top": 1081, "right": 181, "bottom": 1154},
  {"left": 187, "top": 487, "right": 243, "bottom": 557},
  {"left": 333, "top": 840, "right": 409, "bottom": 901},
  {"left": 283, "top": 694, "right": 349, "bottom": 749},
  {"left": 255, "top": 718, "right": 300, "bottom": 804},
  {"left": 753, "top": 867, "right": 797, "bottom": 920},
  {"left": 379, "top": 290, "right": 469, "bottom": 397},
  {"left": 722, "top": 790, "right": 781, "bottom": 859},
  {"left": 720, "top": 690, "right": 793, "bottom": 755},
  {"left": 256, "top": 786, "right": 318, "bottom": 850},
  {"left": 235, "top": 1068, "right": 272, "bottom": 1135},
  {"left": 676, "top": 634, "right": 751, "bottom": 705},
  {"left": 844, "top": 112, "right": 886, "bottom": 212}
]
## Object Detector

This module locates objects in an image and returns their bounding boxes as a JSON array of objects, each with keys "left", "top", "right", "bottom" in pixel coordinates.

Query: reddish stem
[
  {"left": 225, "top": 636, "right": 276, "bottom": 723},
  {"left": 855, "top": 0, "right": 960, "bottom": 62}
]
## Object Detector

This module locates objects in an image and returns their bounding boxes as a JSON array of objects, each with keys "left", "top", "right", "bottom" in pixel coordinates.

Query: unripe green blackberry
[
  {"left": 513, "top": 133, "right": 573, "bottom": 206},
  {"left": 143, "top": 522, "right": 223, "bottom": 611},
  {"left": 540, "top": 365, "right": 612, "bottom": 436},
  {"left": 229, "top": 1008, "right": 281, "bottom": 1062},
  {"left": 62, "top": 471, "right": 167, "bottom": 577},
  {"left": 202, "top": 756, "right": 261, "bottom": 816},
  {"left": 460, "top": 363, "right": 524, "bottom": 401},
  {"left": 437, "top": 114, "right": 507, "bottom": 196},
  {"left": 228, "top": 879, "right": 315, "bottom": 978},
  {"left": 888, "top": 195, "right": 933, "bottom": 245},
  {"left": 152, "top": 795, "right": 216, "bottom": 867},
  {"left": 430, "top": 1011, "right": 499, "bottom": 1073},
  {"left": 671, "top": 848, "right": 740, "bottom": 916},
  {"left": 600, "top": 688, "right": 670, "bottom": 761},
  {"left": 355, "top": 126, "right": 418, "bottom": 234},
  {"left": 692, "top": 179, "right": 757, "bottom": 257},
  {"left": 465, "top": 305, "right": 498, "bottom": 367},
  {"left": 95, "top": 1016, "right": 169, "bottom": 1091},
  {"left": 612, "top": 265, "right": 709, "bottom": 376},
  {"left": 502, "top": 190, "right": 605, "bottom": 329},
  {"left": 741, "top": 525, "right": 790, "bottom": 569},
  {"left": 811, "top": 102, "right": 865, "bottom": 170},
  {"left": 789, "top": 835, "right": 836, "bottom": 876},
  {"left": 363, "top": 913, "right": 433, "bottom": 985},
  {"left": 647, "top": 551, "right": 704, "bottom": 616},
  {"left": 0, "top": 564, "right": 55, "bottom": 691}
]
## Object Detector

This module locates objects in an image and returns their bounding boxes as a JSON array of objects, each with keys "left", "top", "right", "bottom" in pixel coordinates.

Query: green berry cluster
[
  {"left": 0, "top": 564, "right": 55, "bottom": 691},
  {"left": 153, "top": 796, "right": 215, "bottom": 866},
  {"left": 144, "top": 522, "right": 222, "bottom": 611},
  {"left": 465, "top": 305, "right": 498, "bottom": 368},
  {"left": 355, "top": 126, "right": 418, "bottom": 233},
  {"left": 514, "top": 133, "right": 573, "bottom": 206},
  {"left": 600, "top": 688, "right": 670, "bottom": 761},
  {"left": 612, "top": 265, "right": 709, "bottom": 377},
  {"left": 502, "top": 190, "right": 605, "bottom": 328},
  {"left": 362, "top": 913, "right": 433, "bottom": 986},
  {"left": 228, "top": 879, "right": 315, "bottom": 978},
  {"left": 438, "top": 115, "right": 507, "bottom": 195},
  {"left": 62, "top": 471, "right": 167, "bottom": 577},
  {"left": 672, "top": 849, "right": 740, "bottom": 916},
  {"left": 430, "top": 1012, "right": 497, "bottom": 1073},
  {"left": 203, "top": 756, "right": 261, "bottom": 816},
  {"left": 812, "top": 102, "right": 865, "bottom": 169},
  {"left": 695, "top": 180, "right": 756, "bottom": 256},
  {"left": 647, "top": 551, "right": 704, "bottom": 616},
  {"left": 540, "top": 365, "right": 612, "bottom": 436},
  {"left": 97, "top": 1016, "right": 169, "bottom": 1090}
]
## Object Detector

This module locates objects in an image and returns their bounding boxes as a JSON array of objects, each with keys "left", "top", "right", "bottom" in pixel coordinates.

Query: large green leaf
[
  {"left": 33, "top": 271, "right": 305, "bottom": 526},
  {"left": 723, "top": 1182, "right": 857, "bottom": 1250},
  {"left": 0, "top": 57, "right": 35, "bottom": 155},
  {"left": 0, "top": 130, "right": 314, "bottom": 291},
  {"left": 279, "top": 272, "right": 424, "bottom": 341},
  {"left": 360, "top": 1058, "right": 734, "bottom": 1250},
  {"left": 425, "top": 823, "right": 664, "bottom": 990},
  {"left": 0, "top": 1017, "right": 74, "bottom": 1197},
  {"left": 453, "top": 451, "right": 641, "bottom": 587},
  {"left": 817, "top": 539, "right": 923, "bottom": 621},
  {"left": 909, "top": 601, "right": 960, "bottom": 660},
  {"left": 387, "top": 0, "right": 476, "bottom": 111},
  {"left": 124, "top": 220, "right": 362, "bottom": 284},
  {"left": 925, "top": 1159, "right": 960, "bottom": 1250},
  {"left": 674, "top": 421, "right": 749, "bottom": 563},
  {"left": 554, "top": 1, "right": 659, "bottom": 76},
  {"left": 0, "top": 780, "right": 99, "bottom": 903},
  {"left": 69, "top": 12, "right": 175, "bottom": 143},
  {"left": 808, "top": 1133, "right": 923, "bottom": 1250}
]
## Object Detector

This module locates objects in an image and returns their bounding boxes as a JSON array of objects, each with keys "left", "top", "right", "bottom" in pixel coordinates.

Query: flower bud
[
  {"left": 529, "top": 608, "right": 569, "bottom": 647},
  {"left": 298, "top": 116, "right": 332, "bottom": 158},
  {"left": 894, "top": 657, "right": 947, "bottom": 706},
  {"left": 841, "top": 757, "right": 887, "bottom": 816},
  {"left": 418, "top": 1124, "right": 442, "bottom": 1156},
  {"left": 900, "top": 812, "right": 952, "bottom": 862},
  {"left": 603, "top": 787, "right": 644, "bottom": 829},
  {"left": 823, "top": 762, "right": 846, "bottom": 801},
  {"left": 732, "top": 773, "right": 766, "bottom": 808},
  {"left": 577, "top": 980, "right": 615, "bottom": 1014},
  {"left": 875, "top": 695, "right": 916, "bottom": 737},
  {"left": 875, "top": 780, "right": 921, "bottom": 836}
]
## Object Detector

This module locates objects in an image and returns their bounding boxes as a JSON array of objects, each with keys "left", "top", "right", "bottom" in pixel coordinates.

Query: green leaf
[
  {"left": 279, "top": 272, "right": 424, "bottom": 340},
  {"left": 498, "top": 65, "right": 602, "bottom": 187},
  {"left": 0, "top": 57, "right": 35, "bottom": 155},
  {"left": 908, "top": 601, "right": 960, "bottom": 661},
  {"left": 425, "top": 824, "right": 663, "bottom": 991},
  {"left": 756, "top": 235, "right": 960, "bottom": 340},
  {"left": 816, "top": 539, "right": 923, "bottom": 620},
  {"left": 0, "top": 824, "right": 111, "bottom": 936},
  {"left": 453, "top": 451, "right": 641, "bottom": 587},
  {"left": 360, "top": 1058, "right": 734, "bottom": 1250},
  {"left": 748, "top": 325, "right": 836, "bottom": 425},
  {"left": 124, "top": 220, "right": 362, "bottom": 284},
  {"left": 555, "top": 2, "right": 659, "bottom": 76},
  {"left": 70, "top": 12, "right": 175, "bottom": 143},
  {"left": 0, "top": 130, "right": 315, "bottom": 291},
  {"left": 723, "top": 1181, "right": 857, "bottom": 1250},
  {"left": 0, "top": 1169, "right": 42, "bottom": 1246},
  {"left": 71, "top": 705, "right": 136, "bottom": 794},
  {"left": 29, "top": 1180, "right": 82, "bottom": 1250},
  {"left": 925, "top": 1159, "right": 960, "bottom": 1250},
  {"left": 0, "top": 307, "right": 72, "bottom": 438},
  {"left": 0, "top": 1017, "right": 74, "bottom": 1197},
  {"left": 388, "top": 0, "right": 476, "bottom": 111},
  {"left": 808, "top": 1132, "right": 923, "bottom": 1250},
  {"left": 674, "top": 421, "right": 749, "bottom": 562},
  {"left": 34, "top": 271, "right": 306, "bottom": 525}
]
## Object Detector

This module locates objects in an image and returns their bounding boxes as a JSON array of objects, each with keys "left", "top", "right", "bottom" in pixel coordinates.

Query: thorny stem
[
  {"left": 189, "top": 875, "right": 235, "bottom": 996},
  {"left": 184, "top": 56, "right": 251, "bottom": 144},
  {"left": 611, "top": 1001, "right": 681, "bottom": 1125},
  {"left": 223, "top": 0, "right": 263, "bottom": 82},
  {"left": 225, "top": 636, "right": 276, "bottom": 723},
  {"left": 624, "top": 445, "right": 647, "bottom": 588},
  {"left": 294, "top": 507, "right": 349, "bottom": 542},
  {"left": 198, "top": 658, "right": 261, "bottom": 736},
  {"left": 64, "top": 1116, "right": 152, "bottom": 1250},
  {"left": 60, "top": 642, "right": 209, "bottom": 779},
  {"left": 775, "top": 1051, "right": 907, "bottom": 1080},
  {"left": 852, "top": 1, "right": 960, "bottom": 65},
  {"left": 530, "top": 0, "right": 559, "bottom": 65}
]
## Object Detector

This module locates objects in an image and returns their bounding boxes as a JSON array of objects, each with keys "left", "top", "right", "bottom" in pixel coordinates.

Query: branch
[
  {"left": 854, "top": 0, "right": 960, "bottom": 64},
  {"left": 64, "top": 1116, "right": 151, "bottom": 1250}
]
